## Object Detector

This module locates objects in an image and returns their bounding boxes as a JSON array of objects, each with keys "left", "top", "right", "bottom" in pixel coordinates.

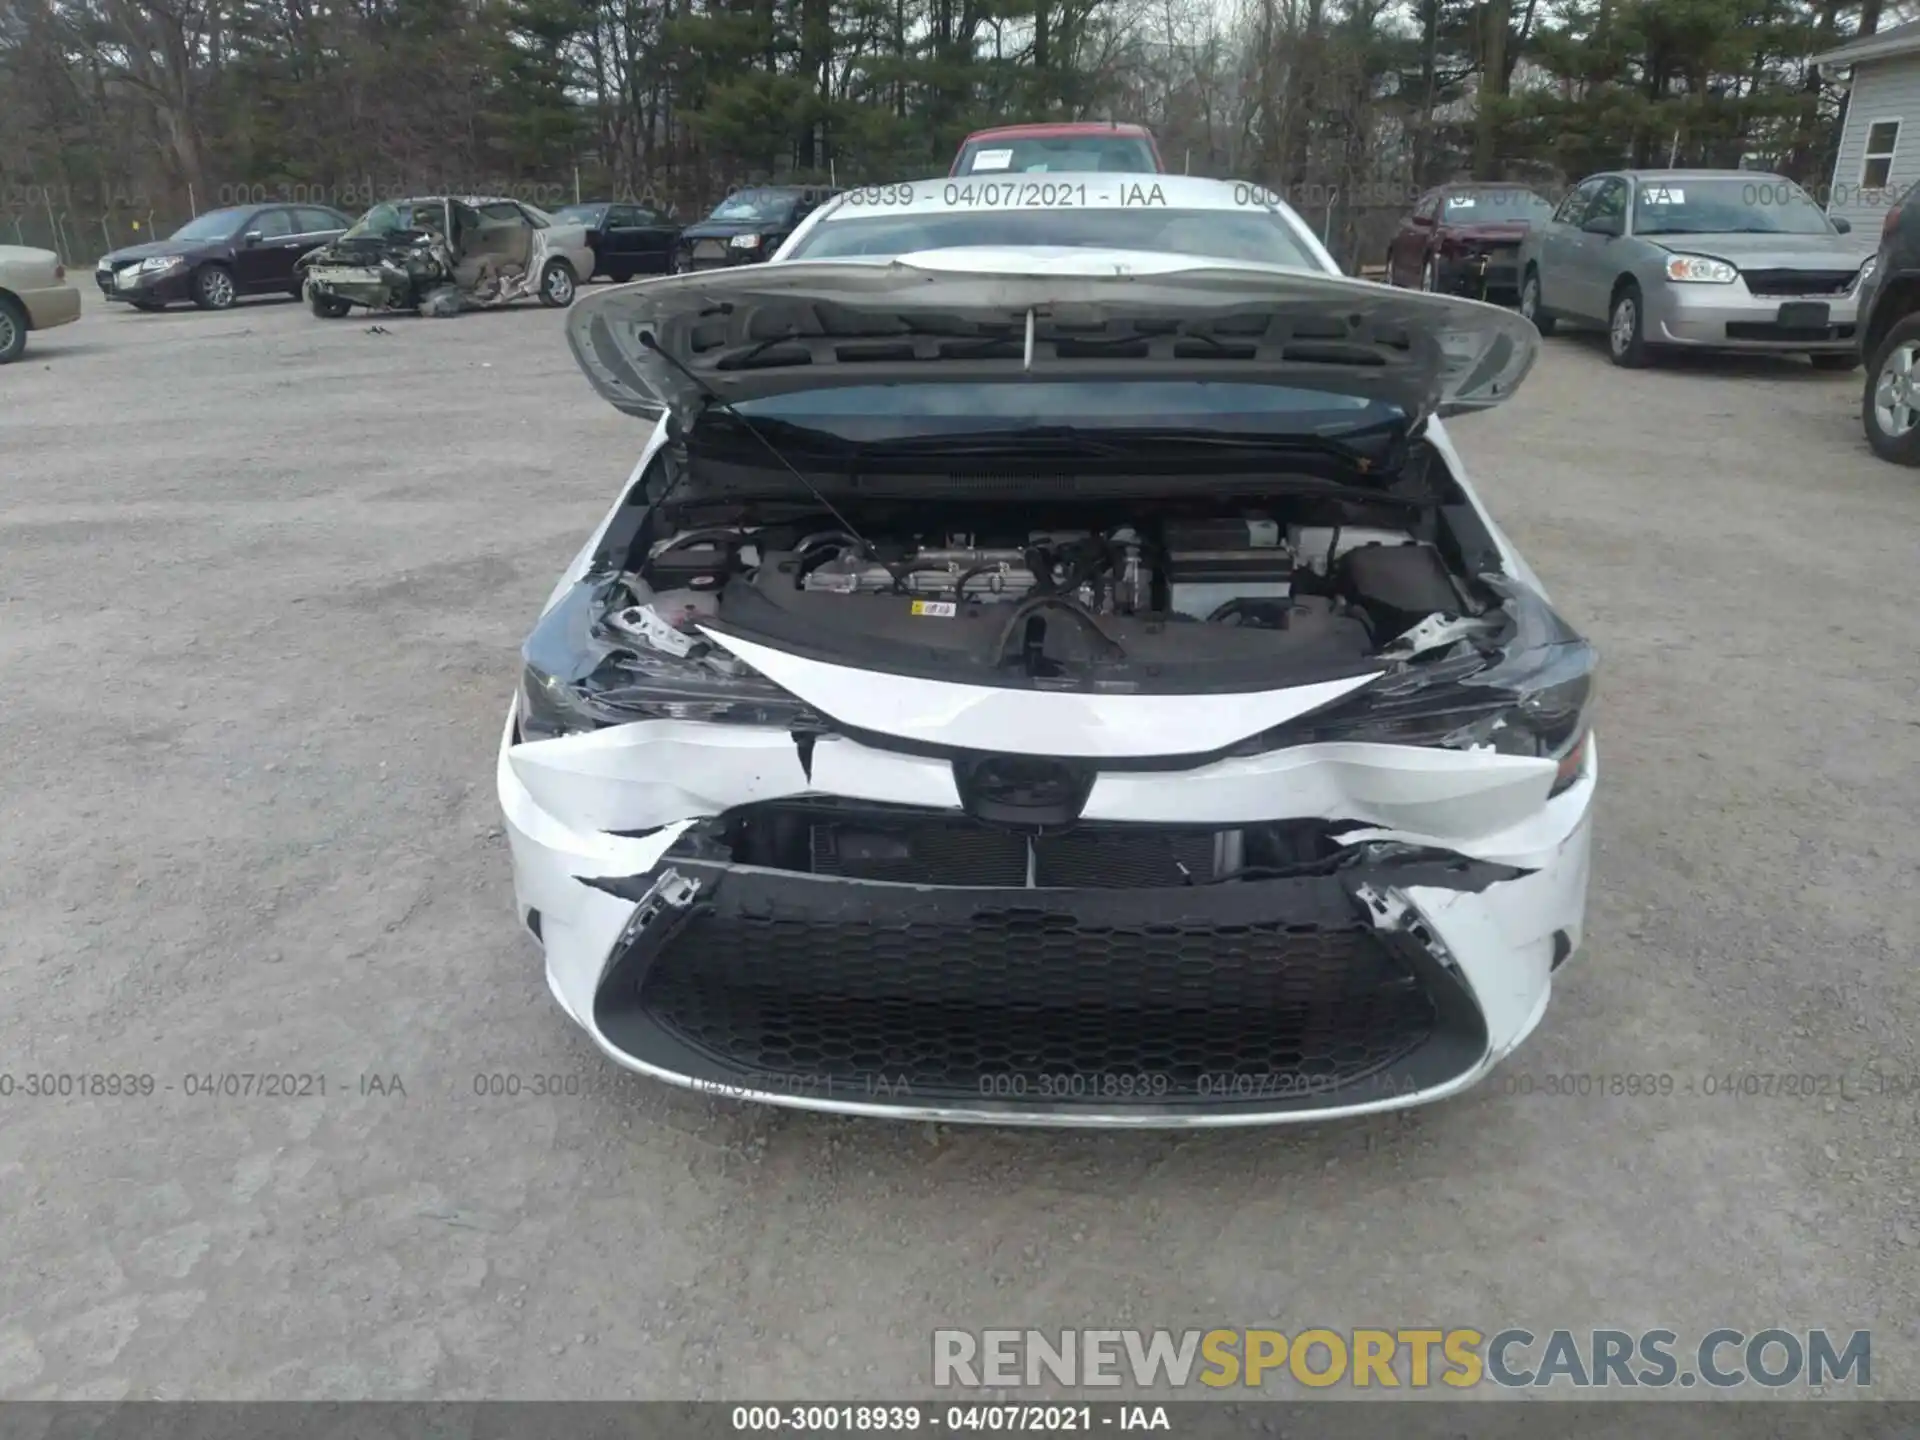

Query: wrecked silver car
[{"left": 299, "top": 196, "right": 594, "bottom": 318}]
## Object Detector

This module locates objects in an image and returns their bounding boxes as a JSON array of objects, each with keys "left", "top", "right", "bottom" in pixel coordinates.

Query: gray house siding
[{"left": 1828, "top": 56, "right": 1920, "bottom": 230}]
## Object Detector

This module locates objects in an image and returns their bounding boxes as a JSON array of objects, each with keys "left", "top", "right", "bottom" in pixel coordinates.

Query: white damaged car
[{"left": 499, "top": 177, "right": 1595, "bottom": 1126}]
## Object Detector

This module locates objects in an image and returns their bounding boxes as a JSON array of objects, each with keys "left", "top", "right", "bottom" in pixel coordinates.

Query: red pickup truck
[{"left": 949, "top": 122, "right": 1166, "bottom": 177}]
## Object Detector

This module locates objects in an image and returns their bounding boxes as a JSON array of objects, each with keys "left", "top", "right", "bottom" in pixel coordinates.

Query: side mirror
[
  {"left": 1582, "top": 215, "right": 1622, "bottom": 237},
  {"left": 1833, "top": 215, "right": 1853, "bottom": 234},
  {"left": 1410, "top": 213, "right": 1434, "bottom": 227},
  {"left": 242, "top": 231, "right": 263, "bottom": 247}
]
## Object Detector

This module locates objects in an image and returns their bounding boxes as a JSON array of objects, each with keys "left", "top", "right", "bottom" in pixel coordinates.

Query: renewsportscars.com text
[{"left": 932, "top": 1327, "right": 1870, "bottom": 1390}]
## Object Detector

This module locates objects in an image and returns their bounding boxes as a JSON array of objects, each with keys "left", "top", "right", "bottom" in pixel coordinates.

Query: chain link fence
[{"left": 1, "top": 205, "right": 179, "bottom": 266}]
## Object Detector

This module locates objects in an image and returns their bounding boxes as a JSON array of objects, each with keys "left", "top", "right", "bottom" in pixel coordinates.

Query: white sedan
[{"left": 497, "top": 174, "right": 1596, "bottom": 1126}]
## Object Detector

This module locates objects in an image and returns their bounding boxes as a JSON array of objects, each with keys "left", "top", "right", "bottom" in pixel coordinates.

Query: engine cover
[{"left": 799, "top": 547, "right": 1037, "bottom": 603}]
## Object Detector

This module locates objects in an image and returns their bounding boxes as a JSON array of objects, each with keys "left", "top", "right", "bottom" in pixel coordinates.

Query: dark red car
[
  {"left": 1386, "top": 183, "right": 1555, "bottom": 302},
  {"left": 949, "top": 122, "right": 1165, "bottom": 177}
]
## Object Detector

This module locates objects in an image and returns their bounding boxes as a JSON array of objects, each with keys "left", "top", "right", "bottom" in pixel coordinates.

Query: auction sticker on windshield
[
  {"left": 970, "top": 148, "right": 1014, "bottom": 172},
  {"left": 1643, "top": 186, "right": 1685, "bottom": 204}
]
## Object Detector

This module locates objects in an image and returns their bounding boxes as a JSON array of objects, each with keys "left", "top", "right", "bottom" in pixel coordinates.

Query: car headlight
[
  {"left": 514, "top": 602, "right": 817, "bottom": 741},
  {"left": 729, "top": 233, "right": 762, "bottom": 250},
  {"left": 1858, "top": 256, "right": 1878, "bottom": 288},
  {"left": 138, "top": 255, "right": 186, "bottom": 273},
  {"left": 1664, "top": 254, "right": 1737, "bottom": 284},
  {"left": 1273, "top": 586, "right": 1597, "bottom": 797}
]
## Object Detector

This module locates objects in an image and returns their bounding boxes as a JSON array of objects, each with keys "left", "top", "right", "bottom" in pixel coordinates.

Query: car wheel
[
  {"left": 0, "top": 295, "right": 26, "bottom": 364},
  {"left": 309, "top": 290, "right": 352, "bottom": 319},
  {"left": 538, "top": 258, "right": 577, "bottom": 308},
  {"left": 1607, "top": 281, "right": 1649, "bottom": 368},
  {"left": 606, "top": 267, "right": 634, "bottom": 285},
  {"left": 1810, "top": 352, "right": 1859, "bottom": 372},
  {"left": 1863, "top": 317, "right": 1920, "bottom": 464},
  {"left": 192, "top": 264, "right": 237, "bottom": 310},
  {"left": 1519, "top": 268, "right": 1556, "bottom": 337}
]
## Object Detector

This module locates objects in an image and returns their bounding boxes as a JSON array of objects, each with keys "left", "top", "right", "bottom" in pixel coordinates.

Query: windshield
[
  {"left": 708, "top": 193, "right": 799, "bottom": 224},
  {"left": 957, "top": 136, "right": 1157, "bottom": 175},
  {"left": 1633, "top": 178, "right": 1836, "bottom": 236},
  {"left": 169, "top": 208, "right": 251, "bottom": 242},
  {"left": 1443, "top": 189, "right": 1552, "bottom": 221},
  {"left": 787, "top": 207, "right": 1319, "bottom": 268}
]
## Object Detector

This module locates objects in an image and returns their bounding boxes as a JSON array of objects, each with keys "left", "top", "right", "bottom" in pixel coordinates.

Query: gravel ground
[{"left": 2, "top": 295, "right": 1917, "bottom": 1402}]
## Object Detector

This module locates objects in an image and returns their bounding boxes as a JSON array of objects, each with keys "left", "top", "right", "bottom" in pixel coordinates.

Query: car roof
[{"left": 962, "top": 121, "right": 1154, "bottom": 141}]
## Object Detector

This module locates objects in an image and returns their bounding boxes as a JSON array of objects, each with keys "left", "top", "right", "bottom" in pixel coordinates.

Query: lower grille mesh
[{"left": 635, "top": 907, "right": 1438, "bottom": 1103}]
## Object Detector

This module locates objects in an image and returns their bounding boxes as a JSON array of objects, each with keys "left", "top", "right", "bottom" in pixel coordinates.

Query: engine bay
[{"left": 606, "top": 502, "right": 1481, "bottom": 686}]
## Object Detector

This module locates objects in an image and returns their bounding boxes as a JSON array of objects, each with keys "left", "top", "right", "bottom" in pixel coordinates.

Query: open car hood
[{"left": 565, "top": 248, "right": 1540, "bottom": 429}]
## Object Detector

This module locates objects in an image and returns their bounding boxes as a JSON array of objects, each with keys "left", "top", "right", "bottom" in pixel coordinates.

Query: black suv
[
  {"left": 1856, "top": 188, "right": 1920, "bottom": 462},
  {"left": 672, "top": 186, "right": 838, "bottom": 271}
]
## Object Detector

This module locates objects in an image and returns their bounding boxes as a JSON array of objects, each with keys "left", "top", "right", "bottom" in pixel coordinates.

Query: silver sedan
[{"left": 1516, "top": 170, "right": 1876, "bottom": 370}]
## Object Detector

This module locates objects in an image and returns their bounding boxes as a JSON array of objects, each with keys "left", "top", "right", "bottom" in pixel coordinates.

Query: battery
[{"left": 1162, "top": 518, "right": 1292, "bottom": 620}]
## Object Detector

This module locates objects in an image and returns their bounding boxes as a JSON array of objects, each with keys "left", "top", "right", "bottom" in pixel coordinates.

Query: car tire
[
  {"left": 0, "top": 294, "right": 27, "bottom": 364},
  {"left": 1862, "top": 314, "right": 1920, "bottom": 464},
  {"left": 538, "top": 258, "right": 577, "bottom": 308},
  {"left": 606, "top": 266, "right": 634, "bottom": 285},
  {"left": 309, "top": 290, "right": 352, "bottom": 319},
  {"left": 1607, "top": 281, "right": 1649, "bottom": 368},
  {"left": 1519, "top": 267, "right": 1556, "bottom": 337},
  {"left": 1810, "top": 352, "right": 1858, "bottom": 372},
  {"left": 192, "top": 263, "right": 237, "bottom": 311}
]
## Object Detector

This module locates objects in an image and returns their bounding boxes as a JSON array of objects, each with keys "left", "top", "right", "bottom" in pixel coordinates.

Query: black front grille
[
  {"left": 1726, "top": 322, "right": 1856, "bottom": 343},
  {"left": 636, "top": 906, "right": 1436, "bottom": 1103},
  {"left": 591, "top": 859, "right": 1490, "bottom": 1112},
  {"left": 637, "top": 902, "right": 1436, "bottom": 1105},
  {"left": 1742, "top": 268, "right": 1858, "bottom": 297}
]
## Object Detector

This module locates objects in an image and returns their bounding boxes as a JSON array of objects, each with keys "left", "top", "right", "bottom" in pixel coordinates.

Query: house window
[{"left": 1863, "top": 119, "right": 1902, "bottom": 189}]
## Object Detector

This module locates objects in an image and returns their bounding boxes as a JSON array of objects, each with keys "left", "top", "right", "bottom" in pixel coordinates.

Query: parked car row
[
  {"left": 1383, "top": 166, "right": 1920, "bottom": 467},
  {"left": 1388, "top": 171, "right": 1876, "bottom": 372},
  {"left": 19, "top": 136, "right": 1920, "bottom": 475}
]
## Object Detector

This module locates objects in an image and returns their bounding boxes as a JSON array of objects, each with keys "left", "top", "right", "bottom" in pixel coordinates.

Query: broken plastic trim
[
  {"left": 1250, "top": 576, "right": 1594, "bottom": 773},
  {"left": 580, "top": 838, "right": 1522, "bottom": 903}
]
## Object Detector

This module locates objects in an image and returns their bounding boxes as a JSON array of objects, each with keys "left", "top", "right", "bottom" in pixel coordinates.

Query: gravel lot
[{"left": 3, "top": 294, "right": 1918, "bottom": 1402}]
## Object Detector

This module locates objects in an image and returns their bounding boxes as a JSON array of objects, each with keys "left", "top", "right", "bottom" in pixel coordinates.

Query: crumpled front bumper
[
  {"left": 305, "top": 264, "right": 409, "bottom": 308},
  {"left": 497, "top": 703, "right": 1595, "bottom": 1127}
]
